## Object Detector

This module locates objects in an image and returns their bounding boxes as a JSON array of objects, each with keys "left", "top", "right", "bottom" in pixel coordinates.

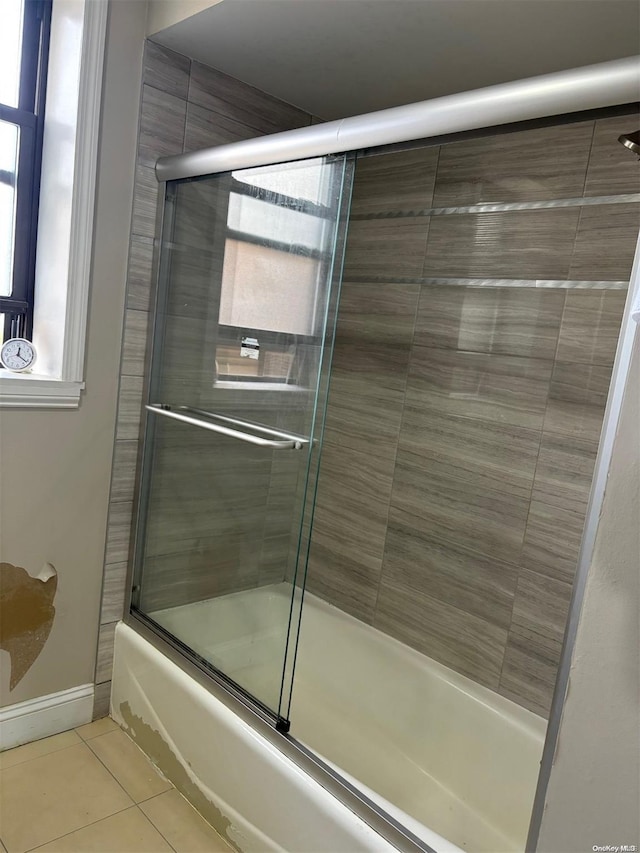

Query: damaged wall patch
[{"left": 0, "top": 562, "right": 58, "bottom": 689}]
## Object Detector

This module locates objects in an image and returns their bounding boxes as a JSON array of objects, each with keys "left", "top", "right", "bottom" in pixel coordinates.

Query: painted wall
[
  {"left": 0, "top": 0, "right": 147, "bottom": 709},
  {"left": 538, "top": 332, "right": 640, "bottom": 850},
  {"left": 146, "top": 0, "right": 223, "bottom": 37}
]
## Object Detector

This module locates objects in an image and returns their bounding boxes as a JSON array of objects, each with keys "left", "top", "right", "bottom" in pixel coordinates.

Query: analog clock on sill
[{"left": 1, "top": 338, "right": 38, "bottom": 373}]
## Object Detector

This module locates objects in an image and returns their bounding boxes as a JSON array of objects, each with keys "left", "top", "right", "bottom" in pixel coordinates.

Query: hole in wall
[{"left": 0, "top": 562, "right": 58, "bottom": 689}]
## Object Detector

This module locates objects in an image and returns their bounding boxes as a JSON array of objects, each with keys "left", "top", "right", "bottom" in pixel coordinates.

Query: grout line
[
  {"left": 498, "top": 290, "right": 567, "bottom": 690},
  {"left": 581, "top": 120, "right": 598, "bottom": 198},
  {"left": 83, "top": 731, "right": 144, "bottom": 804},
  {"left": 420, "top": 144, "right": 441, "bottom": 279},
  {"left": 23, "top": 803, "right": 137, "bottom": 852},
  {"left": 372, "top": 286, "right": 423, "bottom": 622},
  {"left": 140, "top": 788, "right": 234, "bottom": 853},
  {"left": 0, "top": 731, "right": 83, "bottom": 770},
  {"left": 134, "top": 803, "right": 180, "bottom": 853}
]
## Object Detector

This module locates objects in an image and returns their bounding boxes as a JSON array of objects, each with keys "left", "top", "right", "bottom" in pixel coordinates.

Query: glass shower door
[{"left": 131, "top": 155, "right": 352, "bottom": 726}]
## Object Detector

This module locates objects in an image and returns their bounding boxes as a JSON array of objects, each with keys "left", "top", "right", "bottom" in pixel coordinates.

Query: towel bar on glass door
[{"left": 145, "top": 404, "right": 308, "bottom": 450}]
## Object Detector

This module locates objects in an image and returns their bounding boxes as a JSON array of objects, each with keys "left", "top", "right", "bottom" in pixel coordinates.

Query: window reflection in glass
[{"left": 217, "top": 158, "right": 333, "bottom": 385}]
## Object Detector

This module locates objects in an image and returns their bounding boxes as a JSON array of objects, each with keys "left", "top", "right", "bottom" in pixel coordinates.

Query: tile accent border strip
[
  {"left": 344, "top": 276, "right": 630, "bottom": 290},
  {"left": 350, "top": 192, "right": 640, "bottom": 220}
]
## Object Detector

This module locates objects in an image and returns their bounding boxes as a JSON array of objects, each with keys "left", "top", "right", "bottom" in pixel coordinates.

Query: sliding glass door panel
[{"left": 131, "top": 155, "right": 352, "bottom": 723}]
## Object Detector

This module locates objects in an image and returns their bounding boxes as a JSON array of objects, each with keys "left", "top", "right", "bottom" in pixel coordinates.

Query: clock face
[{"left": 1, "top": 338, "right": 37, "bottom": 372}]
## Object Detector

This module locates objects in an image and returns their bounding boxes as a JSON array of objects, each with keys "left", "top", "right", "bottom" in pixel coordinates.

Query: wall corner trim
[{"left": 0, "top": 683, "right": 94, "bottom": 750}]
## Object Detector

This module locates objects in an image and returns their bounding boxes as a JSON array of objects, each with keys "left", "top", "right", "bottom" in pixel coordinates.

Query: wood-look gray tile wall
[
  {"left": 308, "top": 113, "right": 637, "bottom": 718},
  {"left": 431, "top": 121, "right": 595, "bottom": 205},
  {"left": 96, "top": 41, "right": 314, "bottom": 690}
]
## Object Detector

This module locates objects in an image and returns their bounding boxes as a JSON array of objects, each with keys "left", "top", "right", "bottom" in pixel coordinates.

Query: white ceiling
[{"left": 154, "top": 0, "right": 640, "bottom": 121}]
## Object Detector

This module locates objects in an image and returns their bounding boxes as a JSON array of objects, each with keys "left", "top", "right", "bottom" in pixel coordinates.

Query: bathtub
[{"left": 112, "top": 583, "right": 545, "bottom": 852}]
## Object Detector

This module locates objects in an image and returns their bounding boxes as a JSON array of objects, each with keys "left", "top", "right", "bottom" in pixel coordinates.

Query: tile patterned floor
[{"left": 0, "top": 718, "right": 233, "bottom": 853}]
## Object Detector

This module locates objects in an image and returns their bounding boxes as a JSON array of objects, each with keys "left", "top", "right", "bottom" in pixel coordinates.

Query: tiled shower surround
[
  {"left": 307, "top": 114, "right": 640, "bottom": 716},
  {"left": 95, "top": 42, "right": 639, "bottom": 722}
]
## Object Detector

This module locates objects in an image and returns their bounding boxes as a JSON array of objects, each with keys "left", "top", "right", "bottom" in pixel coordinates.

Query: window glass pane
[
  {"left": 233, "top": 158, "right": 331, "bottom": 205},
  {"left": 227, "top": 192, "right": 326, "bottom": 251},
  {"left": 0, "top": 120, "right": 19, "bottom": 297},
  {"left": 0, "top": 0, "right": 25, "bottom": 108},
  {"left": 219, "top": 238, "right": 320, "bottom": 336}
]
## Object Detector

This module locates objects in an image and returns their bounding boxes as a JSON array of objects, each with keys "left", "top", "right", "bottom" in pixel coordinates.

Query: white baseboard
[{"left": 0, "top": 684, "right": 94, "bottom": 751}]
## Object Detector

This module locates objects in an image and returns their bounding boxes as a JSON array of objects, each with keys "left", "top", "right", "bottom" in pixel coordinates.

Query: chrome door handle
[{"left": 146, "top": 404, "right": 308, "bottom": 450}]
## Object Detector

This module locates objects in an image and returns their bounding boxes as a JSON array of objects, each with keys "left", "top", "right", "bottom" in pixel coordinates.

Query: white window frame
[{"left": 0, "top": 0, "right": 108, "bottom": 408}]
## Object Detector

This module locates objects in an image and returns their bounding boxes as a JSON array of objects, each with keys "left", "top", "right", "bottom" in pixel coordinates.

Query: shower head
[{"left": 618, "top": 130, "right": 640, "bottom": 157}]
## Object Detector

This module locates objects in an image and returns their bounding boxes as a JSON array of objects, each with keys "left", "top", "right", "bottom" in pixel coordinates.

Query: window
[
  {"left": 216, "top": 161, "right": 333, "bottom": 385},
  {"left": 0, "top": 0, "right": 51, "bottom": 344}
]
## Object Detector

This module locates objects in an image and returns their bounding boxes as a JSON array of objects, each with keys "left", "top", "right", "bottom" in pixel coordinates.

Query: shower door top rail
[
  {"left": 156, "top": 56, "right": 639, "bottom": 181},
  {"left": 146, "top": 404, "right": 308, "bottom": 450}
]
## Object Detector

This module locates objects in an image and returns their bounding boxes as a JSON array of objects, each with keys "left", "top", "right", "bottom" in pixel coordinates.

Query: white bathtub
[{"left": 112, "top": 583, "right": 545, "bottom": 852}]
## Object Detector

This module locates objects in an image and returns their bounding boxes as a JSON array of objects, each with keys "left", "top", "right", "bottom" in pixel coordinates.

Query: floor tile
[
  {"left": 87, "top": 730, "right": 172, "bottom": 804},
  {"left": 141, "top": 789, "right": 233, "bottom": 852},
  {"left": 0, "top": 730, "right": 81, "bottom": 771},
  {"left": 0, "top": 742, "right": 132, "bottom": 853},
  {"left": 33, "top": 807, "right": 173, "bottom": 852},
  {"left": 75, "top": 717, "right": 118, "bottom": 742}
]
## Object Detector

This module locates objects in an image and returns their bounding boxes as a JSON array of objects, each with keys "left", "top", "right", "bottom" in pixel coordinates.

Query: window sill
[{"left": 0, "top": 372, "right": 84, "bottom": 408}]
